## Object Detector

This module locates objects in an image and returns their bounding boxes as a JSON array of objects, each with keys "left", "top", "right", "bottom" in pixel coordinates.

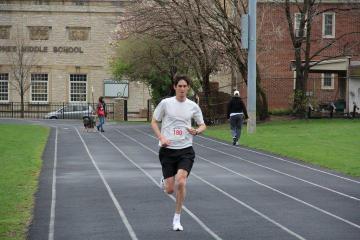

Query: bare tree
[
  {"left": 7, "top": 31, "right": 38, "bottom": 118},
  {"left": 116, "top": 0, "right": 224, "bottom": 118},
  {"left": 195, "top": 0, "right": 270, "bottom": 119}
]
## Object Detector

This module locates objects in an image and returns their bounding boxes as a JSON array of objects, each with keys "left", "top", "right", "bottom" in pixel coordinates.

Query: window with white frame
[
  {"left": 323, "top": 12, "right": 335, "bottom": 38},
  {"left": 0, "top": 73, "right": 9, "bottom": 102},
  {"left": 294, "top": 13, "right": 307, "bottom": 37},
  {"left": 31, "top": 73, "right": 48, "bottom": 102},
  {"left": 70, "top": 74, "right": 87, "bottom": 102},
  {"left": 322, "top": 73, "right": 334, "bottom": 89}
]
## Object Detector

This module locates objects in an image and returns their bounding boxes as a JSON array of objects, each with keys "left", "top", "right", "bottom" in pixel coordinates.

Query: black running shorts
[{"left": 159, "top": 146, "right": 195, "bottom": 179}]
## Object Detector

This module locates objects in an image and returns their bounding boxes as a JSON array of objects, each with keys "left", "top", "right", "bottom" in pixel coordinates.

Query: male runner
[{"left": 151, "top": 75, "right": 206, "bottom": 231}]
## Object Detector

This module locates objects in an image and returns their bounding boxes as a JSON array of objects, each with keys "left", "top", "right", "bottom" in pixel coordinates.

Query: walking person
[
  {"left": 227, "top": 90, "right": 248, "bottom": 145},
  {"left": 96, "top": 96, "right": 106, "bottom": 132},
  {"left": 151, "top": 75, "right": 206, "bottom": 231}
]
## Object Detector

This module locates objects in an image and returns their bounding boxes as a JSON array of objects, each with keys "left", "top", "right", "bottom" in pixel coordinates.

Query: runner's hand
[
  {"left": 187, "top": 127, "right": 198, "bottom": 136},
  {"left": 159, "top": 135, "right": 171, "bottom": 147}
]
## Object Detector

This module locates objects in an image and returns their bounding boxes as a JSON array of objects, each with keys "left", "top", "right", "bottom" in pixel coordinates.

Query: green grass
[
  {"left": 0, "top": 124, "right": 49, "bottom": 240},
  {"left": 204, "top": 119, "right": 360, "bottom": 177}
]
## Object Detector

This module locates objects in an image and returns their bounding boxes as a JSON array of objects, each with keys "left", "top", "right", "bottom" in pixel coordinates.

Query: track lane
[{"left": 118, "top": 125, "right": 360, "bottom": 239}]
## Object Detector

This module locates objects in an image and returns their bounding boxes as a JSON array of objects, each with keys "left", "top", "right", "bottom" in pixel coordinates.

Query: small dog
[{"left": 83, "top": 117, "right": 96, "bottom": 132}]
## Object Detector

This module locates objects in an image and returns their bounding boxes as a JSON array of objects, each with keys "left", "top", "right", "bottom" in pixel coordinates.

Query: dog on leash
[{"left": 83, "top": 117, "right": 96, "bottom": 132}]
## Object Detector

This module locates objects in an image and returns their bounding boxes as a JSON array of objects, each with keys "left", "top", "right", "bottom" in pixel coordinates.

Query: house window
[
  {"left": 67, "top": 27, "right": 90, "bottom": 41},
  {"left": 31, "top": 73, "right": 48, "bottom": 102},
  {"left": 0, "top": 26, "right": 11, "bottom": 40},
  {"left": 323, "top": 13, "right": 335, "bottom": 38},
  {"left": 74, "top": 0, "right": 85, "bottom": 6},
  {"left": 322, "top": 73, "right": 334, "bottom": 89},
  {"left": 294, "top": 13, "right": 307, "bottom": 37},
  {"left": 0, "top": 73, "right": 9, "bottom": 102},
  {"left": 28, "top": 26, "right": 52, "bottom": 40},
  {"left": 70, "top": 74, "right": 87, "bottom": 102}
]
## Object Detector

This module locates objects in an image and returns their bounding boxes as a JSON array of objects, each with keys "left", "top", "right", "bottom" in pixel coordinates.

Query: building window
[
  {"left": 67, "top": 27, "right": 90, "bottom": 41},
  {"left": 323, "top": 12, "right": 335, "bottom": 38},
  {"left": 0, "top": 26, "right": 11, "bottom": 40},
  {"left": 34, "top": 0, "right": 50, "bottom": 4},
  {"left": 294, "top": 13, "right": 307, "bottom": 37},
  {"left": 321, "top": 73, "right": 334, "bottom": 90},
  {"left": 31, "top": 73, "right": 48, "bottom": 102},
  {"left": 0, "top": 73, "right": 9, "bottom": 102},
  {"left": 74, "top": 0, "right": 86, "bottom": 6},
  {"left": 28, "top": 26, "right": 52, "bottom": 40},
  {"left": 70, "top": 74, "right": 87, "bottom": 102}
]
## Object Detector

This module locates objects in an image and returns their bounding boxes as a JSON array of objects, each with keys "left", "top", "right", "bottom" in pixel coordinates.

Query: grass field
[
  {"left": 0, "top": 124, "right": 49, "bottom": 240},
  {"left": 204, "top": 118, "right": 360, "bottom": 177}
]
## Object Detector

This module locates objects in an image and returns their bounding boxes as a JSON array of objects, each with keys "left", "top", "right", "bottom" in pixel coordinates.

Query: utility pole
[{"left": 247, "top": 0, "right": 257, "bottom": 133}]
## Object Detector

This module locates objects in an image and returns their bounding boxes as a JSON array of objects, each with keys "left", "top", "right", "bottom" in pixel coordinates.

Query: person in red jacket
[
  {"left": 227, "top": 90, "right": 248, "bottom": 145},
  {"left": 96, "top": 96, "right": 106, "bottom": 132}
]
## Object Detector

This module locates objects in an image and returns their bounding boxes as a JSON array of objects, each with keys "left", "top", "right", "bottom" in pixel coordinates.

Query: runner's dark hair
[{"left": 173, "top": 75, "right": 191, "bottom": 87}]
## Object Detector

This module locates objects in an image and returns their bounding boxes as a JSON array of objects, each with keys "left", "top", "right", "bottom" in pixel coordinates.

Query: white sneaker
[
  {"left": 159, "top": 176, "right": 165, "bottom": 190},
  {"left": 173, "top": 222, "right": 183, "bottom": 231}
]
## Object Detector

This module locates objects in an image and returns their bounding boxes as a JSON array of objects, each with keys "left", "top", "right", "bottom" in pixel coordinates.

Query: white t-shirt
[{"left": 153, "top": 96, "right": 204, "bottom": 149}]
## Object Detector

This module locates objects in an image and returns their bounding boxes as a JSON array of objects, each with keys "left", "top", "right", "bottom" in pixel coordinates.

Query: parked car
[{"left": 45, "top": 104, "right": 95, "bottom": 120}]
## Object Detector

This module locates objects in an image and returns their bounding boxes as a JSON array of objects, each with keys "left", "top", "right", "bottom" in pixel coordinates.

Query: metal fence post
[
  {"left": 147, "top": 99, "right": 151, "bottom": 122},
  {"left": 124, "top": 100, "right": 128, "bottom": 121}
]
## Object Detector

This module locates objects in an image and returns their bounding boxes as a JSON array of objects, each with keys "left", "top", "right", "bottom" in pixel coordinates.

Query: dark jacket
[{"left": 227, "top": 97, "right": 248, "bottom": 119}]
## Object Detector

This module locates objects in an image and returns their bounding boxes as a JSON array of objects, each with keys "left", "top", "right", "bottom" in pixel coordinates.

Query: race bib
[{"left": 171, "top": 127, "right": 186, "bottom": 140}]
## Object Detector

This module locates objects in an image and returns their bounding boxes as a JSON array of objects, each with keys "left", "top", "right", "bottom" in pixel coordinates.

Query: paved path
[{"left": 8, "top": 120, "right": 359, "bottom": 240}]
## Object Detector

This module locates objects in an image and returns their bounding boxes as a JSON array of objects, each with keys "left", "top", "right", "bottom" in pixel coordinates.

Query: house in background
[{"left": 211, "top": 1, "right": 360, "bottom": 114}]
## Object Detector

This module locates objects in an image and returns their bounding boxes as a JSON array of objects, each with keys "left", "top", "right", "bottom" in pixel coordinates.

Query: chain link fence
[{"left": 195, "top": 76, "right": 359, "bottom": 123}]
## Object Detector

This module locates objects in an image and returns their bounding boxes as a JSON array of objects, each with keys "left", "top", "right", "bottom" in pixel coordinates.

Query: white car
[{"left": 45, "top": 104, "right": 96, "bottom": 120}]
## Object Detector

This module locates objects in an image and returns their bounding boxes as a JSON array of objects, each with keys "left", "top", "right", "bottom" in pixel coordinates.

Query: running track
[{"left": 9, "top": 120, "right": 358, "bottom": 240}]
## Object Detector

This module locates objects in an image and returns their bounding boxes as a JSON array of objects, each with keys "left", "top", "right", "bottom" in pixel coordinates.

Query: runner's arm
[{"left": 151, "top": 118, "right": 170, "bottom": 146}]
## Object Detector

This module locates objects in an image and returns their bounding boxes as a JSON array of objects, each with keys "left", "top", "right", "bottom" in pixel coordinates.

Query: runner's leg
[
  {"left": 175, "top": 169, "right": 188, "bottom": 214},
  {"left": 164, "top": 176, "right": 175, "bottom": 194}
]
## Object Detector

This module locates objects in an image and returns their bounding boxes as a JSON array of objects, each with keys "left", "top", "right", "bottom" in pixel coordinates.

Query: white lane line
[
  {"left": 192, "top": 174, "right": 306, "bottom": 240},
  {"left": 74, "top": 128, "right": 138, "bottom": 240},
  {"left": 116, "top": 130, "right": 306, "bottom": 240},
  {"left": 134, "top": 129, "right": 360, "bottom": 229},
  {"left": 48, "top": 127, "right": 58, "bottom": 240},
  {"left": 194, "top": 141, "right": 360, "bottom": 201},
  {"left": 136, "top": 129, "right": 359, "bottom": 201},
  {"left": 100, "top": 132, "right": 222, "bottom": 240},
  {"left": 198, "top": 135, "right": 360, "bottom": 184}
]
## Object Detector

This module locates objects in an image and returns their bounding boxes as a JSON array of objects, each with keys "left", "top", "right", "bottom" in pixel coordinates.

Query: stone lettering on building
[
  {"left": 0, "top": 45, "right": 84, "bottom": 53},
  {"left": 22, "top": 46, "right": 48, "bottom": 53},
  {"left": 0, "top": 46, "right": 16, "bottom": 52},
  {"left": 53, "top": 46, "right": 84, "bottom": 53}
]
